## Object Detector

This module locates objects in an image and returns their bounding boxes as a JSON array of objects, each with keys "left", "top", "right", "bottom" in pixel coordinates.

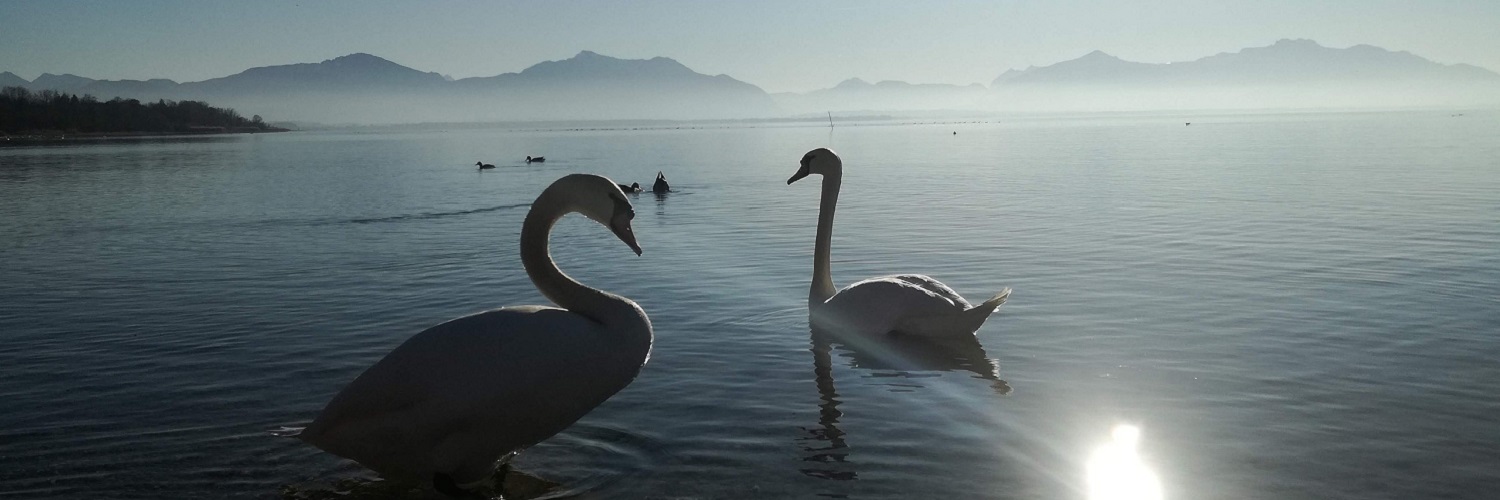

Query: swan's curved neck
[
  {"left": 810, "top": 171, "right": 841, "bottom": 305},
  {"left": 520, "top": 195, "right": 638, "bottom": 327}
]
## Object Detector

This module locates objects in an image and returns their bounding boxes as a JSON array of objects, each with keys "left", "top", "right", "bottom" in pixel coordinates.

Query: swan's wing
[
  {"left": 304, "top": 306, "right": 645, "bottom": 474},
  {"left": 817, "top": 278, "right": 965, "bottom": 334},
  {"left": 881, "top": 274, "right": 971, "bottom": 309},
  {"left": 836, "top": 277, "right": 957, "bottom": 306}
]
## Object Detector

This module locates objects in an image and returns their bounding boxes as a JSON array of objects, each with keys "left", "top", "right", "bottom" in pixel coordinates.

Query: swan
[
  {"left": 475, "top": 161, "right": 495, "bottom": 169},
  {"left": 652, "top": 171, "right": 670, "bottom": 194},
  {"left": 283, "top": 174, "right": 651, "bottom": 497},
  {"left": 787, "top": 148, "right": 1010, "bottom": 338}
]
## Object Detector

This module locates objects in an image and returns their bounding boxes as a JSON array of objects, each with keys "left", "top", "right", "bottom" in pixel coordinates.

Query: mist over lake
[{"left": 2, "top": 111, "right": 1498, "bottom": 499}]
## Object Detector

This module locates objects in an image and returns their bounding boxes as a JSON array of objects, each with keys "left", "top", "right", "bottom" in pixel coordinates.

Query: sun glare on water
[{"left": 1086, "top": 425, "right": 1164, "bottom": 500}]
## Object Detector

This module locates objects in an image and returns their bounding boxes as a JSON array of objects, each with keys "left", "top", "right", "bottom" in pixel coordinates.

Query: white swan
[
  {"left": 287, "top": 174, "right": 651, "bottom": 496},
  {"left": 787, "top": 148, "right": 1010, "bottom": 337}
]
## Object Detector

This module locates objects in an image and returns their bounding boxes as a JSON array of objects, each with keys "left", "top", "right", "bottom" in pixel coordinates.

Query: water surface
[{"left": 2, "top": 111, "right": 1498, "bottom": 499}]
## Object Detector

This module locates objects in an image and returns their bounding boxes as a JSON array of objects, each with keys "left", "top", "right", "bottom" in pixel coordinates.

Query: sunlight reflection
[{"left": 1086, "top": 425, "right": 1163, "bottom": 500}]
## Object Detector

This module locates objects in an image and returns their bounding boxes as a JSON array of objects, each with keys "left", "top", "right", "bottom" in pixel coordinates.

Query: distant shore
[{"left": 1, "top": 127, "right": 290, "bottom": 143}]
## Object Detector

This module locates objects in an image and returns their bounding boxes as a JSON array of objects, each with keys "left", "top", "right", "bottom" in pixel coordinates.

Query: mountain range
[
  {"left": 992, "top": 39, "right": 1499, "bottom": 87},
  {"left": 3, "top": 39, "right": 1496, "bottom": 123}
]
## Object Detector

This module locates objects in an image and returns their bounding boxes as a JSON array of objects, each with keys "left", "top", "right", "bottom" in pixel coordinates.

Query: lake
[{"left": 2, "top": 111, "right": 1498, "bottom": 499}]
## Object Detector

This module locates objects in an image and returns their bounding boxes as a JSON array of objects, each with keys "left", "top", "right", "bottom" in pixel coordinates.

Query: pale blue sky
[{"left": 2, "top": 0, "right": 1497, "bottom": 92}]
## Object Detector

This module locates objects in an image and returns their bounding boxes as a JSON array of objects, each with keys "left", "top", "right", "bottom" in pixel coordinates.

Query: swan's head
[
  {"left": 554, "top": 174, "right": 642, "bottom": 256},
  {"left": 787, "top": 148, "right": 841, "bottom": 184}
]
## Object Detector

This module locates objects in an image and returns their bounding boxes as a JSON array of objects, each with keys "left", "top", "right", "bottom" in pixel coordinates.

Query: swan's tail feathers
[
  {"left": 976, "top": 288, "right": 1011, "bottom": 313},
  {"left": 895, "top": 288, "right": 1013, "bottom": 337},
  {"left": 955, "top": 288, "right": 1011, "bottom": 331},
  {"left": 269, "top": 426, "right": 304, "bottom": 438}
]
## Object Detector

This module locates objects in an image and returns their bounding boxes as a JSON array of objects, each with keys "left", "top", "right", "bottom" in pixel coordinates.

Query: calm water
[{"left": 2, "top": 112, "right": 1498, "bottom": 499}]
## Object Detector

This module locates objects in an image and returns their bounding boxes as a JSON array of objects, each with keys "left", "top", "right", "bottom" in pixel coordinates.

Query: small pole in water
[{"left": 826, "top": 111, "right": 835, "bottom": 147}]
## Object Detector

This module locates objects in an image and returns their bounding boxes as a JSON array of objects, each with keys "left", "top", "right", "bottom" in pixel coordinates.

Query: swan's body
[
  {"left": 292, "top": 174, "right": 650, "bottom": 493},
  {"left": 652, "top": 171, "right": 670, "bottom": 194},
  {"left": 788, "top": 148, "right": 1009, "bottom": 338},
  {"left": 476, "top": 161, "right": 495, "bottom": 169}
]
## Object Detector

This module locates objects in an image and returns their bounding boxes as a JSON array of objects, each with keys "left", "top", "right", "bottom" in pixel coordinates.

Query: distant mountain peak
[
  {"left": 0, "top": 71, "right": 28, "bottom": 87},
  {"left": 565, "top": 50, "right": 679, "bottom": 65},
  {"left": 516, "top": 50, "right": 699, "bottom": 80},
  {"left": 323, "top": 53, "right": 405, "bottom": 67},
  {"left": 835, "top": 78, "right": 872, "bottom": 88},
  {"left": 1272, "top": 38, "right": 1323, "bottom": 48},
  {"left": 991, "top": 38, "right": 1500, "bottom": 88},
  {"left": 1081, "top": 50, "right": 1119, "bottom": 60},
  {"left": 16, "top": 72, "right": 98, "bottom": 92}
]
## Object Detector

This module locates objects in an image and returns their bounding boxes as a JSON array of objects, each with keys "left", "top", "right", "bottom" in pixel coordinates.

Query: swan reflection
[
  {"left": 798, "top": 327, "right": 1011, "bottom": 481},
  {"left": 279, "top": 467, "right": 562, "bottom": 499},
  {"left": 798, "top": 333, "right": 855, "bottom": 481},
  {"left": 815, "top": 327, "right": 1011, "bottom": 395},
  {"left": 1086, "top": 425, "right": 1163, "bottom": 500}
]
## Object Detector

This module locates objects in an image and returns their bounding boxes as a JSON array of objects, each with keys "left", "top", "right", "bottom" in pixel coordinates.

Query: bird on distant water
[
  {"left": 786, "top": 148, "right": 1011, "bottom": 338},
  {"left": 526, "top": 155, "right": 546, "bottom": 163},
  {"left": 476, "top": 161, "right": 495, "bottom": 169},
  {"left": 619, "top": 182, "right": 642, "bottom": 193},
  {"left": 275, "top": 174, "right": 651, "bottom": 498},
  {"left": 652, "top": 171, "right": 670, "bottom": 194}
]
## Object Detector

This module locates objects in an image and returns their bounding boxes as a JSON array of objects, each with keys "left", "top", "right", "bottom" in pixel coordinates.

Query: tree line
[{"left": 1, "top": 86, "right": 284, "bottom": 135}]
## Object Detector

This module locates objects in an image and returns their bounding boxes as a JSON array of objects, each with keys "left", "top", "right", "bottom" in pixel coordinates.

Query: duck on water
[{"left": 652, "top": 171, "right": 670, "bottom": 194}]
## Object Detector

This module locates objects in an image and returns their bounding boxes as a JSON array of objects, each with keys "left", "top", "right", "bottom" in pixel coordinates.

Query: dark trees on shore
[{"left": 0, "top": 86, "right": 283, "bottom": 135}]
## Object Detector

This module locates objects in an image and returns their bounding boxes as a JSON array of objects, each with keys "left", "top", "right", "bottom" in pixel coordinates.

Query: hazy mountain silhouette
[
  {"left": 6, "top": 40, "right": 1496, "bottom": 123},
  {"left": 444, "top": 50, "right": 777, "bottom": 121},
  {"left": 184, "top": 53, "right": 448, "bottom": 94},
  {"left": 11, "top": 51, "right": 776, "bottom": 123},
  {"left": 773, "top": 78, "right": 989, "bottom": 114},
  {"left": 0, "top": 72, "right": 27, "bottom": 88},
  {"left": 992, "top": 50, "right": 1156, "bottom": 86},
  {"left": 987, "top": 39, "right": 1500, "bottom": 111},
  {"left": 992, "top": 39, "right": 1500, "bottom": 86},
  {"left": 29, "top": 73, "right": 98, "bottom": 92}
]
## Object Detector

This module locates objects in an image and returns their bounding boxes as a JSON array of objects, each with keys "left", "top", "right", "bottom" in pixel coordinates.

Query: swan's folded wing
[
  {"left": 818, "top": 277, "right": 966, "bottom": 333},
  {"left": 305, "top": 306, "right": 604, "bottom": 439},
  {"left": 883, "top": 274, "right": 971, "bottom": 308}
]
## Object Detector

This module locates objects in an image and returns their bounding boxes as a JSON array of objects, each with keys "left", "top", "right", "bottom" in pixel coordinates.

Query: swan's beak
[
  {"left": 610, "top": 212, "right": 642, "bottom": 256},
  {"left": 787, "top": 164, "right": 810, "bottom": 185}
]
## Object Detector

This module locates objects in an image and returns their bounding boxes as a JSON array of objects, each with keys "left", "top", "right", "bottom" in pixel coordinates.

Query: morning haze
[{"left": 3, "top": 1, "right": 1499, "bottom": 124}]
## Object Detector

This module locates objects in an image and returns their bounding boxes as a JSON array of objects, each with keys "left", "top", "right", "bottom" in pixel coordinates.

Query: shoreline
[{"left": 0, "top": 128, "right": 291, "bottom": 143}]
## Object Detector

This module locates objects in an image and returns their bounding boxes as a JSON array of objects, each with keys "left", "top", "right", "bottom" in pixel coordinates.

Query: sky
[{"left": 2, "top": 0, "right": 1499, "bottom": 93}]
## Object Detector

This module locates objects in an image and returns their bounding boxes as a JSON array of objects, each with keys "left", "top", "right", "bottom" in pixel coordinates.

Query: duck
[
  {"left": 526, "top": 156, "right": 546, "bottom": 163},
  {"left": 618, "top": 182, "right": 642, "bottom": 193},
  {"left": 786, "top": 148, "right": 1010, "bottom": 338},
  {"left": 652, "top": 171, "right": 670, "bottom": 194},
  {"left": 476, "top": 162, "right": 495, "bottom": 170},
  {"left": 280, "top": 174, "right": 650, "bottom": 497}
]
